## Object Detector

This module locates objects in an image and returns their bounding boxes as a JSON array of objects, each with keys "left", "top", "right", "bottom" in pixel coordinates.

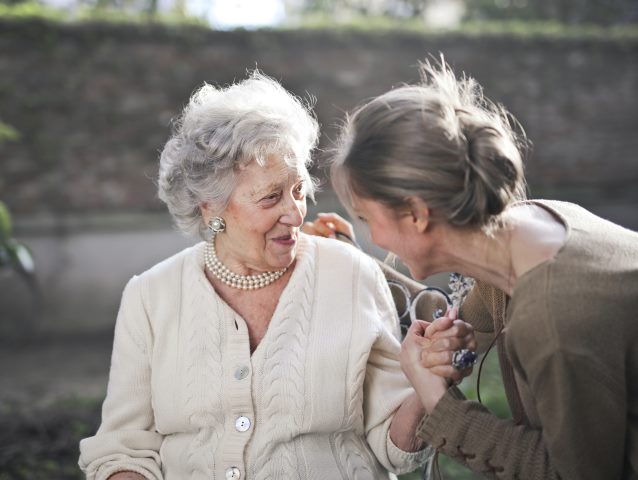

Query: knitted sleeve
[
  {"left": 418, "top": 387, "right": 559, "bottom": 479},
  {"left": 418, "top": 271, "right": 629, "bottom": 480},
  {"left": 362, "top": 263, "right": 431, "bottom": 475},
  {"left": 79, "top": 276, "right": 163, "bottom": 480}
]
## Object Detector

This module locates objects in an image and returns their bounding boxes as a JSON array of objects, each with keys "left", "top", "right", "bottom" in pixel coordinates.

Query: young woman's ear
[{"left": 406, "top": 197, "right": 430, "bottom": 233}]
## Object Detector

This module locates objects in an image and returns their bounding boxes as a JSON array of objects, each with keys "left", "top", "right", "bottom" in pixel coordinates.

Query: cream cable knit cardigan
[{"left": 79, "top": 234, "right": 429, "bottom": 480}]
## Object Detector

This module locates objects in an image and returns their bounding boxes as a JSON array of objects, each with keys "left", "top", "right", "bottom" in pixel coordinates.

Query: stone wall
[
  {"left": 1, "top": 20, "right": 636, "bottom": 334},
  {"left": 1, "top": 20, "right": 637, "bottom": 223}
]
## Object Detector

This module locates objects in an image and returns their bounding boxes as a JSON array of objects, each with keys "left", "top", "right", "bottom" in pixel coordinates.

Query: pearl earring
[{"left": 208, "top": 217, "right": 226, "bottom": 234}]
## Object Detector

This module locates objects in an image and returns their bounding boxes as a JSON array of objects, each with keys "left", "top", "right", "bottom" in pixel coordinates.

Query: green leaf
[
  {"left": 6, "top": 239, "right": 35, "bottom": 275},
  {"left": 0, "top": 121, "right": 20, "bottom": 143},
  {"left": 0, "top": 201, "right": 12, "bottom": 241},
  {"left": 9, "top": 239, "right": 35, "bottom": 275},
  {"left": 14, "top": 243, "right": 35, "bottom": 274}
]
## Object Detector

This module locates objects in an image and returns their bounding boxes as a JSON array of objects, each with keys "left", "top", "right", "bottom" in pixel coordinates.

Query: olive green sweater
[{"left": 417, "top": 200, "right": 638, "bottom": 479}]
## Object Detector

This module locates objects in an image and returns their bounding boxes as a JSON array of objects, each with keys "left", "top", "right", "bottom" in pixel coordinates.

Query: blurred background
[{"left": 1, "top": 0, "right": 637, "bottom": 478}]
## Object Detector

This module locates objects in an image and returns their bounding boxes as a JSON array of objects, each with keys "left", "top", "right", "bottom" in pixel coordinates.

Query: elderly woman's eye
[
  {"left": 261, "top": 192, "right": 281, "bottom": 203},
  {"left": 294, "top": 182, "right": 305, "bottom": 196}
]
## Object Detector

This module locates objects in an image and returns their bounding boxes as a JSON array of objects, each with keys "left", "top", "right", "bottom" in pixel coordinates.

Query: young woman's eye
[{"left": 357, "top": 216, "right": 367, "bottom": 223}]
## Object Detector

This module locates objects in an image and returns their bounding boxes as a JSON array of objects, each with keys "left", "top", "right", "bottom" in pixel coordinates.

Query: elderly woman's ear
[
  {"left": 199, "top": 202, "right": 223, "bottom": 226},
  {"left": 199, "top": 202, "right": 212, "bottom": 224}
]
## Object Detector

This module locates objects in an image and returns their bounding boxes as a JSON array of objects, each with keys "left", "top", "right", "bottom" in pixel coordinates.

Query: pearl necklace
[{"left": 204, "top": 237, "right": 287, "bottom": 290}]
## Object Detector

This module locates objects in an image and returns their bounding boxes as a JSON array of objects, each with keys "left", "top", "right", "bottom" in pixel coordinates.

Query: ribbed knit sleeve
[
  {"left": 417, "top": 386, "right": 558, "bottom": 480},
  {"left": 79, "top": 276, "right": 163, "bottom": 480},
  {"left": 363, "top": 263, "right": 431, "bottom": 475}
]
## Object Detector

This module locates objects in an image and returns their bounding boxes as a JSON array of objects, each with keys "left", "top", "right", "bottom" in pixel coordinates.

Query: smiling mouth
[{"left": 272, "top": 232, "right": 297, "bottom": 244}]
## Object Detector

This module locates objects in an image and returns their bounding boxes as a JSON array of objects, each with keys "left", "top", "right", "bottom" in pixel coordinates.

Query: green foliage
[
  {"left": 286, "top": 14, "right": 638, "bottom": 40},
  {"left": 459, "top": 349, "right": 512, "bottom": 420},
  {"left": 0, "top": 1, "right": 206, "bottom": 25},
  {"left": 1, "top": 3, "right": 636, "bottom": 39},
  {"left": 0, "top": 396, "right": 103, "bottom": 480},
  {"left": 464, "top": 0, "right": 637, "bottom": 26},
  {"left": 0, "top": 201, "right": 11, "bottom": 240},
  {"left": 291, "top": 12, "right": 431, "bottom": 32},
  {"left": 455, "top": 19, "right": 638, "bottom": 40},
  {"left": 290, "top": 0, "right": 637, "bottom": 30},
  {"left": 0, "top": 1, "right": 65, "bottom": 19},
  {"left": 0, "top": 120, "right": 34, "bottom": 280},
  {"left": 0, "top": 201, "right": 35, "bottom": 276},
  {"left": 298, "top": 0, "right": 428, "bottom": 18},
  {"left": 0, "top": 121, "right": 20, "bottom": 143}
]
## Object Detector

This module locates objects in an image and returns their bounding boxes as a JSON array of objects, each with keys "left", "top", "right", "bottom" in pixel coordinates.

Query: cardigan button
[
  {"left": 235, "top": 416, "right": 251, "bottom": 432},
  {"left": 226, "top": 467, "right": 241, "bottom": 479},
  {"left": 234, "top": 365, "right": 249, "bottom": 380}
]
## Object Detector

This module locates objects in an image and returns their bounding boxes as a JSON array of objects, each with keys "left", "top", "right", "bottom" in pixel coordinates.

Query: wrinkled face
[
  {"left": 352, "top": 195, "right": 429, "bottom": 280},
  {"left": 205, "top": 155, "right": 308, "bottom": 273}
]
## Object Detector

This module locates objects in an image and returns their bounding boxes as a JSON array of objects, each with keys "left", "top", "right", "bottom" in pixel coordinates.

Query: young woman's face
[
  {"left": 352, "top": 196, "right": 430, "bottom": 280},
  {"left": 203, "top": 155, "right": 308, "bottom": 273}
]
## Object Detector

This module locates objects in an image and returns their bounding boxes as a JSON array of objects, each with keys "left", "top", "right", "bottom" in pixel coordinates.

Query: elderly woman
[
  {"left": 77, "top": 73, "right": 476, "bottom": 480},
  {"left": 324, "top": 61, "right": 638, "bottom": 479}
]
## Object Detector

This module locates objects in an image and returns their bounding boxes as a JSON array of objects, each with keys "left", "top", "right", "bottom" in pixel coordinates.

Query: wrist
[
  {"left": 406, "top": 390, "right": 427, "bottom": 417},
  {"left": 414, "top": 376, "right": 448, "bottom": 414}
]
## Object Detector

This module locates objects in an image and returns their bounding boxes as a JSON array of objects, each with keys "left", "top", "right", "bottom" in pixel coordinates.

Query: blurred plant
[
  {"left": 0, "top": 121, "right": 19, "bottom": 143},
  {"left": 0, "top": 0, "right": 205, "bottom": 24},
  {"left": 0, "top": 119, "right": 35, "bottom": 283},
  {"left": 464, "top": 0, "right": 638, "bottom": 26},
  {"left": 0, "top": 120, "right": 34, "bottom": 281},
  {"left": 0, "top": 201, "right": 35, "bottom": 284},
  {"left": 290, "top": 0, "right": 637, "bottom": 27},
  {"left": 0, "top": 120, "right": 39, "bottom": 342}
]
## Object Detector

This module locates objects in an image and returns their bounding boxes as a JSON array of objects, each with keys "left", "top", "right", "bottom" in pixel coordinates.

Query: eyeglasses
[{"left": 387, "top": 280, "right": 451, "bottom": 337}]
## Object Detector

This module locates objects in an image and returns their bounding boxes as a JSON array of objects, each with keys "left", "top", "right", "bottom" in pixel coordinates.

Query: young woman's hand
[
  {"left": 400, "top": 308, "right": 477, "bottom": 412},
  {"left": 421, "top": 307, "right": 477, "bottom": 384}
]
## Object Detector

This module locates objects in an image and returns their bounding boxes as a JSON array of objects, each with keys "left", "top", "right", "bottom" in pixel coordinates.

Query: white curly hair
[{"left": 158, "top": 71, "right": 320, "bottom": 237}]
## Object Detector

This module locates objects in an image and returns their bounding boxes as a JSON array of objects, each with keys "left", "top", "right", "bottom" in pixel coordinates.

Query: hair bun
[
  {"left": 330, "top": 57, "right": 528, "bottom": 232},
  {"left": 449, "top": 121, "right": 525, "bottom": 227}
]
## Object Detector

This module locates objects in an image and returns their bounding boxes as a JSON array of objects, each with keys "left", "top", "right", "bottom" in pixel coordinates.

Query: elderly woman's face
[{"left": 205, "top": 155, "right": 307, "bottom": 273}]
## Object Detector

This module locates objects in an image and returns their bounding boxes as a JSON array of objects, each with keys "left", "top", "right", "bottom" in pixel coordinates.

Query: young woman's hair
[{"left": 331, "top": 58, "right": 528, "bottom": 230}]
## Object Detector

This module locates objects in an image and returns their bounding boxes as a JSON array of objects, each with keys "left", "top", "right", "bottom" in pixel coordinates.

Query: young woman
[{"left": 320, "top": 60, "right": 638, "bottom": 479}]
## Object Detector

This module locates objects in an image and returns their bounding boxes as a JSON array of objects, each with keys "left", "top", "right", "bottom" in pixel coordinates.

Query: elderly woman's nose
[{"left": 281, "top": 196, "right": 305, "bottom": 226}]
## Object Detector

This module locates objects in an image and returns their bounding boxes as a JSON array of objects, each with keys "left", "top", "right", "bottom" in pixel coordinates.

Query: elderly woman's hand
[
  {"left": 303, "top": 212, "right": 356, "bottom": 242},
  {"left": 399, "top": 319, "right": 449, "bottom": 413}
]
